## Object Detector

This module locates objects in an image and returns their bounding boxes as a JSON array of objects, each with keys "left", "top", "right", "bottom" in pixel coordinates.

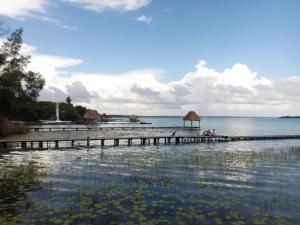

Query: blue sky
[
  {"left": 1, "top": 0, "right": 300, "bottom": 116},
  {"left": 4, "top": 0, "right": 300, "bottom": 81}
]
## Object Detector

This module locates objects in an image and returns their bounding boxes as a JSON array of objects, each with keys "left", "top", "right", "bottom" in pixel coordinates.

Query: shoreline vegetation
[
  {"left": 0, "top": 119, "right": 29, "bottom": 137},
  {"left": 0, "top": 24, "right": 96, "bottom": 137},
  {"left": 279, "top": 116, "right": 300, "bottom": 119}
]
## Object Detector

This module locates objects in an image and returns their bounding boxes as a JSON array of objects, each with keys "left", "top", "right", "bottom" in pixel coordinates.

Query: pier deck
[
  {"left": 1, "top": 134, "right": 300, "bottom": 150},
  {"left": 28, "top": 126, "right": 184, "bottom": 132}
]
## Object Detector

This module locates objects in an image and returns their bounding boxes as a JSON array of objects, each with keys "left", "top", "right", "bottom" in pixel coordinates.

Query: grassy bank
[{"left": 0, "top": 118, "right": 29, "bottom": 138}]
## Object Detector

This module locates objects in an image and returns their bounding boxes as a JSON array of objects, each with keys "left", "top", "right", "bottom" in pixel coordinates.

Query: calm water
[
  {"left": 139, "top": 116, "right": 300, "bottom": 136},
  {"left": 1, "top": 117, "right": 300, "bottom": 224},
  {"left": 2, "top": 116, "right": 300, "bottom": 142}
]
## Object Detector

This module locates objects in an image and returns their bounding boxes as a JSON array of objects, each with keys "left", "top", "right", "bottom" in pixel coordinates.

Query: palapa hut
[
  {"left": 129, "top": 114, "right": 139, "bottom": 123},
  {"left": 83, "top": 109, "right": 100, "bottom": 123},
  {"left": 183, "top": 111, "right": 201, "bottom": 128}
]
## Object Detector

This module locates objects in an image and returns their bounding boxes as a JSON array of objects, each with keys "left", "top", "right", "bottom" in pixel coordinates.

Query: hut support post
[{"left": 21, "top": 141, "right": 26, "bottom": 149}]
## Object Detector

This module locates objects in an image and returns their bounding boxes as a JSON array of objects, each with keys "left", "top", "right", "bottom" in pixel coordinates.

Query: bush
[{"left": 0, "top": 118, "right": 29, "bottom": 137}]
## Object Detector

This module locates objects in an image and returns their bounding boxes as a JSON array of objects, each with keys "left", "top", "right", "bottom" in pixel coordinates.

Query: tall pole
[{"left": 56, "top": 102, "right": 60, "bottom": 122}]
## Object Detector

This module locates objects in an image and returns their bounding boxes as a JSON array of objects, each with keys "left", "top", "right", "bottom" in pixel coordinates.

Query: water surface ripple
[{"left": 1, "top": 139, "right": 300, "bottom": 224}]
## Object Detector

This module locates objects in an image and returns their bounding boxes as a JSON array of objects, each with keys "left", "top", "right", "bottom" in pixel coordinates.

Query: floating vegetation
[{"left": 1, "top": 144, "right": 300, "bottom": 224}]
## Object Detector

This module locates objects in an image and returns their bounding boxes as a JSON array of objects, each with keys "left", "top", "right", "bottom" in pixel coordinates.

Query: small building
[
  {"left": 83, "top": 109, "right": 100, "bottom": 123},
  {"left": 129, "top": 114, "right": 139, "bottom": 123},
  {"left": 183, "top": 111, "right": 201, "bottom": 128}
]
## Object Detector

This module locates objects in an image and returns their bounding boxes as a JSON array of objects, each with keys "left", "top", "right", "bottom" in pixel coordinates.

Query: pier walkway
[
  {"left": 28, "top": 126, "right": 183, "bottom": 132},
  {"left": 1, "top": 135, "right": 300, "bottom": 150}
]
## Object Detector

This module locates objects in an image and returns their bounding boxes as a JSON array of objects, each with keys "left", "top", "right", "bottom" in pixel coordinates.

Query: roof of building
[
  {"left": 83, "top": 109, "right": 100, "bottom": 119},
  {"left": 183, "top": 111, "right": 201, "bottom": 121}
]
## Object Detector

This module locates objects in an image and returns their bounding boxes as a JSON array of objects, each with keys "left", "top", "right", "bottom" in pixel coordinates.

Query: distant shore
[{"left": 279, "top": 116, "right": 300, "bottom": 119}]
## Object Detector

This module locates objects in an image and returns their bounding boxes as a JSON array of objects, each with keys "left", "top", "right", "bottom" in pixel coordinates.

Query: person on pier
[{"left": 212, "top": 129, "right": 216, "bottom": 137}]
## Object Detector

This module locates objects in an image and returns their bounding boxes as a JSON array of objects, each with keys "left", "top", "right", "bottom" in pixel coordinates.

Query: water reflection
[
  {"left": 0, "top": 159, "right": 47, "bottom": 223},
  {"left": 0, "top": 142, "right": 300, "bottom": 224}
]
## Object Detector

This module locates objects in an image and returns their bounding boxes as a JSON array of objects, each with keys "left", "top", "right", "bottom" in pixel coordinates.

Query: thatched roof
[
  {"left": 183, "top": 111, "right": 201, "bottom": 121},
  {"left": 129, "top": 114, "right": 137, "bottom": 119},
  {"left": 83, "top": 109, "right": 100, "bottom": 119}
]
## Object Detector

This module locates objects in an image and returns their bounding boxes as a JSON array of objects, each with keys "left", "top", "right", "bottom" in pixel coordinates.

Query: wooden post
[
  {"left": 31, "top": 142, "right": 34, "bottom": 149},
  {"left": 21, "top": 141, "right": 26, "bottom": 149},
  {"left": 71, "top": 140, "right": 74, "bottom": 148},
  {"left": 55, "top": 141, "right": 58, "bottom": 149},
  {"left": 101, "top": 139, "right": 105, "bottom": 146},
  {"left": 87, "top": 137, "right": 90, "bottom": 147},
  {"left": 176, "top": 137, "right": 180, "bottom": 144},
  {"left": 39, "top": 141, "right": 43, "bottom": 149},
  {"left": 128, "top": 139, "right": 131, "bottom": 146}
]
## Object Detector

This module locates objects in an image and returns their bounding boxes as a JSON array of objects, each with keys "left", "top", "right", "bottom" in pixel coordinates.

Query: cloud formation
[
  {"left": 0, "top": 0, "right": 47, "bottom": 19},
  {"left": 135, "top": 15, "right": 152, "bottom": 24},
  {"left": 67, "top": 0, "right": 151, "bottom": 12},
  {"left": 11, "top": 41, "right": 299, "bottom": 116},
  {"left": 0, "top": 0, "right": 150, "bottom": 28}
]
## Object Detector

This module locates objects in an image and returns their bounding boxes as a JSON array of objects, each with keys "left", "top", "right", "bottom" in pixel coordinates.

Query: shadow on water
[{"left": 0, "top": 144, "right": 300, "bottom": 224}]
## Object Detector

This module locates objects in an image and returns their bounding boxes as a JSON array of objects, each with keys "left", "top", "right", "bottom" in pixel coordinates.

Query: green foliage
[
  {"left": 0, "top": 27, "right": 45, "bottom": 120},
  {"left": 75, "top": 105, "right": 87, "bottom": 118},
  {"left": 0, "top": 23, "right": 87, "bottom": 122},
  {"left": 66, "top": 96, "right": 72, "bottom": 105},
  {"left": 34, "top": 101, "right": 87, "bottom": 122}
]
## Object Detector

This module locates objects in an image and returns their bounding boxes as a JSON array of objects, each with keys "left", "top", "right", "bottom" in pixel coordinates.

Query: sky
[{"left": 0, "top": 0, "right": 300, "bottom": 116}]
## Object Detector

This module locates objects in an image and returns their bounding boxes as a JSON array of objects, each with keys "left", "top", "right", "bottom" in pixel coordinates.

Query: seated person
[{"left": 211, "top": 129, "right": 216, "bottom": 137}]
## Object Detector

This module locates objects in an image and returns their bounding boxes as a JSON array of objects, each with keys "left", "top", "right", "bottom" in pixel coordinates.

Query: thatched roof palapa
[
  {"left": 183, "top": 111, "right": 201, "bottom": 121},
  {"left": 83, "top": 109, "right": 100, "bottom": 120}
]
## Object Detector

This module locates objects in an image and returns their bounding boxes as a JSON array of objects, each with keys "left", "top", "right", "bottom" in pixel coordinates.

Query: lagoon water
[
  {"left": 1, "top": 117, "right": 300, "bottom": 224},
  {"left": 139, "top": 116, "right": 300, "bottom": 136}
]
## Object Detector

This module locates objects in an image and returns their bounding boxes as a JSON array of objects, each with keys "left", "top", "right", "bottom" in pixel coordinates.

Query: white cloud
[
  {"left": 0, "top": 0, "right": 47, "bottom": 19},
  {"left": 135, "top": 15, "right": 152, "bottom": 24},
  {"left": 0, "top": 0, "right": 151, "bottom": 28},
  {"left": 68, "top": 0, "right": 151, "bottom": 12},
  {"left": 33, "top": 55, "right": 300, "bottom": 116},
  {"left": 0, "top": 0, "right": 77, "bottom": 30},
  {"left": 4, "top": 40, "right": 299, "bottom": 116}
]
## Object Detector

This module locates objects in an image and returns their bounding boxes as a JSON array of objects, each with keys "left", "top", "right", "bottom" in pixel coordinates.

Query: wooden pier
[
  {"left": 29, "top": 126, "right": 183, "bottom": 132},
  {"left": 1, "top": 135, "right": 300, "bottom": 150}
]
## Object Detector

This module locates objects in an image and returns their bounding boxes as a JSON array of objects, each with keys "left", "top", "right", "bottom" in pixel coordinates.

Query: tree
[
  {"left": 0, "top": 28, "right": 45, "bottom": 120},
  {"left": 66, "top": 96, "right": 72, "bottom": 105},
  {"left": 75, "top": 105, "right": 87, "bottom": 118}
]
